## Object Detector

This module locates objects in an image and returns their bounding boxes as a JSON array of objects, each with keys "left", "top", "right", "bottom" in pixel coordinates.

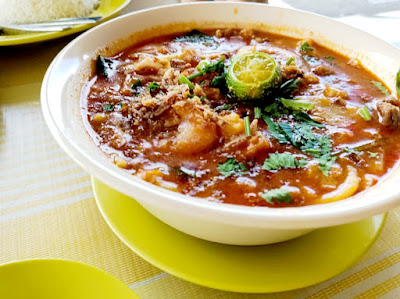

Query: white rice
[{"left": 0, "top": 0, "right": 100, "bottom": 25}]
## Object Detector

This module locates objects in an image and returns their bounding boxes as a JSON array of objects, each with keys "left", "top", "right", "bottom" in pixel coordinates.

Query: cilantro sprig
[
  {"left": 260, "top": 187, "right": 293, "bottom": 204},
  {"left": 263, "top": 152, "right": 307, "bottom": 171},
  {"left": 218, "top": 158, "right": 247, "bottom": 177}
]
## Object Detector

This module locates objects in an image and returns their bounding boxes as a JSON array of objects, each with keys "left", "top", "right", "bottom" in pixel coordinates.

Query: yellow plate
[
  {"left": 0, "top": 259, "right": 140, "bottom": 299},
  {"left": 92, "top": 178, "right": 386, "bottom": 293},
  {"left": 0, "top": 0, "right": 131, "bottom": 46}
]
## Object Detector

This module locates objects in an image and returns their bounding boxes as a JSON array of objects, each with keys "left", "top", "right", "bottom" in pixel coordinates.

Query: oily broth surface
[{"left": 83, "top": 28, "right": 400, "bottom": 207}]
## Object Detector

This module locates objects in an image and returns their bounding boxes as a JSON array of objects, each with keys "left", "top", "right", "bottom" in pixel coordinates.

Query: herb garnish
[
  {"left": 179, "top": 76, "right": 194, "bottom": 90},
  {"left": 368, "top": 152, "right": 379, "bottom": 158},
  {"left": 260, "top": 187, "right": 293, "bottom": 204},
  {"left": 254, "top": 107, "right": 262, "bottom": 119},
  {"left": 148, "top": 82, "right": 160, "bottom": 92},
  {"left": 244, "top": 116, "right": 251, "bottom": 136},
  {"left": 358, "top": 105, "right": 372, "bottom": 121},
  {"left": 325, "top": 55, "right": 335, "bottom": 60},
  {"left": 174, "top": 30, "right": 215, "bottom": 46},
  {"left": 344, "top": 147, "right": 362, "bottom": 155},
  {"left": 218, "top": 158, "right": 247, "bottom": 177},
  {"left": 286, "top": 57, "right": 294, "bottom": 66},
  {"left": 279, "top": 98, "right": 315, "bottom": 111},
  {"left": 96, "top": 55, "right": 116, "bottom": 78},
  {"left": 263, "top": 152, "right": 307, "bottom": 171},
  {"left": 103, "top": 104, "right": 114, "bottom": 112},
  {"left": 210, "top": 73, "right": 226, "bottom": 88},
  {"left": 300, "top": 42, "right": 313, "bottom": 53},
  {"left": 188, "top": 56, "right": 225, "bottom": 81},
  {"left": 279, "top": 78, "right": 302, "bottom": 96},
  {"left": 215, "top": 103, "right": 237, "bottom": 111},
  {"left": 371, "top": 81, "right": 389, "bottom": 96}
]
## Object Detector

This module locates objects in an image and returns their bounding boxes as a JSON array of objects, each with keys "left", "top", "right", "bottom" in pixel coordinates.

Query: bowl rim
[{"left": 41, "top": 1, "right": 400, "bottom": 229}]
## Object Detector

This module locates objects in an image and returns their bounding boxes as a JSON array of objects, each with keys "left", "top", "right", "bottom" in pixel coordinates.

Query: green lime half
[
  {"left": 396, "top": 67, "right": 400, "bottom": 98},
  {"left": 226, "top": 52, "right": 282, "bottom": 101}
]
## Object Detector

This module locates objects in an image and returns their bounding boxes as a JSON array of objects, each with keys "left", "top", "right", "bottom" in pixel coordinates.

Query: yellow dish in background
[
  {"left": 0, "top": 259, "right": 139, "bottom": 299},
  {"left": 0, "top": 0, "right": 130, "bottom": 46},
  {"left": 92, "top": 178, "right": 386, "bottom": 293}
]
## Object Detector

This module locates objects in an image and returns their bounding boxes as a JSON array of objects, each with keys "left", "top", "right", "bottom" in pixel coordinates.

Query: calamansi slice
[{"left": 226, "top": 52, "right": 282, "bottom": 101}]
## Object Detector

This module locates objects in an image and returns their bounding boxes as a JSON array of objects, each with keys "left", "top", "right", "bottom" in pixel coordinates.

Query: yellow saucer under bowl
[
  {"left": 92, "top": 178, "right": 386, "bottom": 293},
  {"left": 0, "top": 0, "right": 130, "bottom": 46},
  {"left": 0, "top": 259, "right": 140, "bottom": 299}
]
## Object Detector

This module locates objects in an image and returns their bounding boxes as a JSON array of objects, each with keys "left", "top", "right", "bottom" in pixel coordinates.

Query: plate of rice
[{"left": 0, "top": 0, "right": 131, "bottom": 46}]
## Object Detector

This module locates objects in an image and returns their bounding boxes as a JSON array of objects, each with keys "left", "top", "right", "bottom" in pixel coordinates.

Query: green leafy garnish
[
  {"left": 371, "top": 81, "right": 389, "bottom": 96},
  {"left": 325, "top": 55, "right": 335, "bottom": 60},
  {"left": 260, "top": 187, "right": 293, "bottom": 204},
  {"left": 131, "top": 79, "right": 142, "bottom": 89},
  {"left": 244, "top": 116, "right": 251, "bottom": 136},
  {"left": 214, "top": 103, "right": 236, "bottom": 111},
  {"left": 262, "top": 118, "right": 335, "bottom": 175},
  {"left": 279, "top": 98, "right": 315, "bottom": 111},
  {"left": 210, "top": 73, "right": 226, "bottom": 88},
  {"left": 103, "top": 104, "right": 114, "bottom": 112},
  {"left": 396, "top": 68, "right": 400, "bottom": 98},
  {"left": 286, "top": 57, "right": 294, "bottom": 66},
  {"left": 300, "top": 42, "right": 313, "bottom": 53},
  {"left": 264, "top": 103, "right": 284, "bottom": 118},
  {"left": 368, "top": 152, "right": 379, "bottom": 158},
  {"left": 279, "top": 78, "right": 302, "bottom": 96},
  {"left": 148, "top": 82, "right": 160, "bottom": 92},
  {"left": 254, "top": 107, "right": 262, "bottom": 119},
  {"left": 179, "top": 76, "right": 194, "bottom": 90},
  {"left": 188, "top": 56, "right": 225, "bottom": 81},
  {"left": 358, "top": 105, "right": 371, "bottom": 121},
  {"left": 218, "top": 158, "right": 247, "bottom": 177},
  {"left": 96, "top": 55, "right": 116, "bottom": 78},
  {"left": 292, "top": 111, "right": 324, "bottom": 128},
  {"left": 345, "top": 147, "right": 362, "bottom": 155},
  {"left": 174, "top": 30, "right": 215, "bottom": 46},
  {"left": 263, "top": 152, "right": 307, "bottom": 171},
  {"left": 262, "top": 115, "right": 289, "bottom": 143}
]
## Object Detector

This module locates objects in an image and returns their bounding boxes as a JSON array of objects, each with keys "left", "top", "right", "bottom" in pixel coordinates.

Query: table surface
[{"left": 2, "top": 0, "right": 400, "bottom": 298}]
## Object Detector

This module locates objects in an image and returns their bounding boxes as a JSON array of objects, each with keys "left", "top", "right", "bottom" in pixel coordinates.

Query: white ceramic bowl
[{"left": 41, "top": 2, "right": 400, "bottom": 245}]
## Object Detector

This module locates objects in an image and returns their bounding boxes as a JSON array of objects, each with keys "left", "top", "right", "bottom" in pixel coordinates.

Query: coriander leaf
[
  {"left": 148, "top": 82, "right": 160, "bottom": 92},
  {"left": 174, "top": 30, "right": 215, "bottom": 46},
  {"left": 214, "top": 103, "right": 236, "bottom": 111},
  {"left": 218, "top": 158, "right": 248, "bottom": 177},
  {"left": 262, "top": 152, "right": 306, "bottom": 171},
  {"left": 345, "top": 147, "right": 362, "bottom": 155},
  {"left": 292, "top": 111, "right": 325, "bottom": 128},
  {"left": 96, "top": 55, "right": 116, "bottom": 78},
  {"left": 325, "top": 55, "right": 335, "bottom": 60},
  {"left": 103, "top": 104, "right": 114, "bottom": 112},
  {"left": 316, "top": 155, "right": 336, "bottom": 176},
  {"left": 368, "top": 152, "right": 379, "bottom": 158},
  {"left": 260, "top": 187, "right": 293, "bottom": 204},
  {"left": 264, "top": 102, "right": 285, "bottom": 118},
  {"left": 279, "top": 78, "right": 302, "bottom": 96},
  {"left": 300, "top": 42, "right": 313, "bottom": 53},
  {"left": 358, "top": 105, "right": 371, "bottom": 121},
  {"left": 371, "top": 80, "right": 390, "bottom": 96},
  {"left": 210, "top": 73, "right": 226, "bottom": 88},
  {"left": 187, "top": 94, "right": 195, "bottom": 98},
  {"left": 279, "top": 98, "right": 315, "bottom": 111},
  {"left": 262, "top": 115, "right": 289, "bottom": 143}
]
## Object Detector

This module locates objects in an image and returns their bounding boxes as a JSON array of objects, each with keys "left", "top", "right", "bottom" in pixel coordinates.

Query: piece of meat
[
  {"left": 377, "top": 98, "right": 400, "bottom": 127},
  {"left": 313, "top": 65, "right": 335, "bottom": 76}
]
